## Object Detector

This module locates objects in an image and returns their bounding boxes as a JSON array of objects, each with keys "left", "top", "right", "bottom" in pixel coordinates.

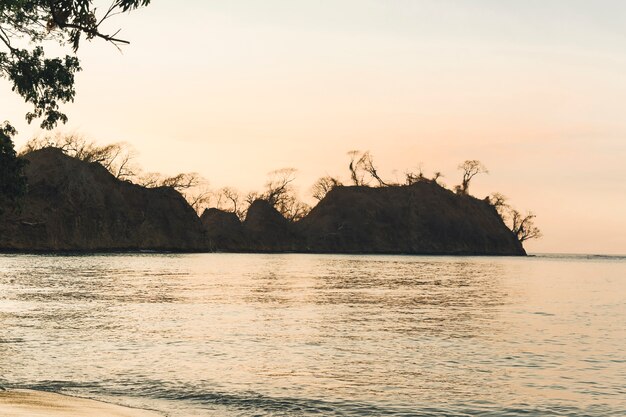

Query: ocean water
[{"left": 0, "top": 253, "right": 624, "bottom": 416}]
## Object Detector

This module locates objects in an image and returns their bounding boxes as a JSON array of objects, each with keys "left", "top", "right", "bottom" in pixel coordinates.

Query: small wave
[{"left": 11, "top": 380, "right": 621, "bottom": 417}]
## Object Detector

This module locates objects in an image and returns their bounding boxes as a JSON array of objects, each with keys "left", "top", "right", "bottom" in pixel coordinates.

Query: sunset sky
[{"left": 2, "top": 0, "right": 625, "bottom": 254}]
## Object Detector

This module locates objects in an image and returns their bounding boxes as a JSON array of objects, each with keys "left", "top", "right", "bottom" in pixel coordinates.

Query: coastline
[{"left": 0, "top": 389, "right": 161, "bottom": 417}]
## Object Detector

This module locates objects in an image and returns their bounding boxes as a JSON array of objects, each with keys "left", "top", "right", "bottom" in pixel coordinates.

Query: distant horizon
[{"left": 2, "top": 0, "right": 625, "bottom": 255}]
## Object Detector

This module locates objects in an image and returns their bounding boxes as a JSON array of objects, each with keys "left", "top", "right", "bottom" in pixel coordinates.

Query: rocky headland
[
  {"left": 0, "top": 148, "right": 206, "bottom": 251},
  {"left": 0, "top": 149, "right": 526, "bottom": 255}
]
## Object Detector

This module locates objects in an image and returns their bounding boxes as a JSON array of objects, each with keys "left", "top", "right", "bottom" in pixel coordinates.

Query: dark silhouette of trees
[
  {"left": 1, "top": 1, "right": 149, "bottom": 205},
  {"left": 361, "top": 151, "right": 388, "bottom": 186},
  {"left": 456, "top": 160, "right": 488, "bottom": 195},
  {"left": 510, "top": 210, "right": 542, "bottom": 243},
  {"left": 347, "top": 150, "right": 390, "bottom": 187},
  {"left": 312, "top": 176, "right": 342, "bottom": 201},
  {"left": 488, "top": 192, "right": 508, "bottom": 215},
  {"left": 487, "top": 193, "right": 542, "bottom": 243},
  {"left": 261, "top": 168, "right": 310, "bottom": 221},
  {"left": 347, "top": 150, "right": 367, "bottom": 186},
  {"left": 0, "top": 123, "right": 27, "bottom": 213},
  {"left": 1, "top": 0, "right": 150, "bottom": 130},
  {"left": 214, "top": 187, "right": 245, "bottom": 220},
  {"left": 137, "top": 171, "right": 211, "bottom": 214},
  {"left": 22, "top": 134, "right": 139, "bottom": 180}
]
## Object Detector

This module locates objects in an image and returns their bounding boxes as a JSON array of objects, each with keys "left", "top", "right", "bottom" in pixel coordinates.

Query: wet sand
[{"left": 0, "top": 389, "right": 161, "bottom": 417}]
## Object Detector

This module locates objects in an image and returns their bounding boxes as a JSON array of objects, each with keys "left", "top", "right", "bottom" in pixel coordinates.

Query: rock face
[
  {"left": 0, "top": 148, "right": 206, "bottom": 251},
  {"left": 296, "top": 183, "right": 526, "bottom": 255}
]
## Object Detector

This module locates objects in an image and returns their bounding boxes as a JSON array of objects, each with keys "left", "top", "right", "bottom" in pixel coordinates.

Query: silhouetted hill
[
  {"left": 201, "top": 201, "right": 298, "bottom": 252},
  {"left": 0, "top": 148, "right": 206, "bottom": 251},
  {"left": 296, "top": 182, "right": 525, "bottom": 255},
  {"left": 1, "top": 149, "right": 525, "bottom": 255},
  {"left": 201, "top": 182, "right": 525, "bottom": 255},
  {"left": 200, "top": 208, "right": 245, "bottom": 251}
]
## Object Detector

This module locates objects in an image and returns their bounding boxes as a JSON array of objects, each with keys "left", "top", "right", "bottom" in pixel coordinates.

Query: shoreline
[{"left": 0, "top": 389, "right": 162, "bottom": 417}]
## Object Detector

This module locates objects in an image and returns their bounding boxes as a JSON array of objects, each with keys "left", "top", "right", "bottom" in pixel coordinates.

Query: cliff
[{"left": 0, "top": 148, "right": 206, "bottom": 251}]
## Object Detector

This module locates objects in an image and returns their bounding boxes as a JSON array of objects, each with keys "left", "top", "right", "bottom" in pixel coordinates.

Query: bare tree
[
  {"left": 137, "top": 171, "right": 211, "bottom": 214},
  {"left": 213, "top": 187, "right": 246, "bottom": 219},
  {"left": 259, "top": 168, "right": 311, "bottom": 221},
  {"left": 281, "top": 197, "right": 311, "bottom": 221},
  {"left": 488, "top": 192, "right": 508, "bottom": 216},
  {"left": 488, "top": 193, "right": 542, "bottom": 244},
  {"left": 360, "top": 151, "right": 388, "bottom": 187},
  {"left": 347, "top": 150, "right": 369, "bottom": 186},
  {"left": 245, "top": 191, "right": 261, "bottom": 207},
  {"left": 158, "top": 172, "right": 202, "bottom": 191},
  {"left": 510, "top": 210, "right": 542, "bottom": 243},
  {"left": 21, "top": 134, "right": 139, "bottom": 180},
  {"left": 186, "top": 186, "right": 212, "bottom": 215},
  {"left": 311, "top": 175, "right": 342, "bottom": 201},
  {"left": 405, "top": 163, "right": 426, "bottom": 185},
  {"left": 457, "top": 160, "right": 488, "bottom": 195},
  {"left": 264, "top": 168, "right": 297, "bottom": 207}
]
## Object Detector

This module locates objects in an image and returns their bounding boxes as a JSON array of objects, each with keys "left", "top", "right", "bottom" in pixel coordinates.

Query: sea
[{"left": 0, "top": 253, "right": 624, "bottom": 416}]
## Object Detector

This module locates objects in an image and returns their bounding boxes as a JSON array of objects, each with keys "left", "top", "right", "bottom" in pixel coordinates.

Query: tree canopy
[
  {"left": 0, "top": 0, "right": 149, "bottom": 207},
  {"left": 1, "top": 0, "right": 150, "bottom": 130}
]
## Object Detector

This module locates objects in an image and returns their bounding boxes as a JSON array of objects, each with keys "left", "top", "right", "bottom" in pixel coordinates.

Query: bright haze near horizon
[{"left": 1, "top": 0, "right": 625, "bottom": 255}]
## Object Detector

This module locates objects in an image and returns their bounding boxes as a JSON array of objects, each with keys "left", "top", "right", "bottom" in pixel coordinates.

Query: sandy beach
[{"left": 0, "top": 389, "right": 161, "bottom": 417}]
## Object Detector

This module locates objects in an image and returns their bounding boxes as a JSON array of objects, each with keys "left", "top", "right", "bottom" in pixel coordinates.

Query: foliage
[
  {"left": 0, "top": 122, "right": 27, "bottom": 213},
  {"left": 1, "top": 0, "right": 150, "bottom": 130},
  {"left": 0, "top": 1, "right": 149, "bottom": 207}
]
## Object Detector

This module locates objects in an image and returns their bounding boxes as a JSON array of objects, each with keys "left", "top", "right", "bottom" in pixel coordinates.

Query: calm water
[{"left": 0, "top": 253, "right": 624, "bottom": 416}]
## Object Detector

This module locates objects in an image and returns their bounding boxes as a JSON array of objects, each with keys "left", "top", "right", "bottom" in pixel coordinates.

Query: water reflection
[{"left": 0, "top": 254, "right": 624, "bottom": 416}]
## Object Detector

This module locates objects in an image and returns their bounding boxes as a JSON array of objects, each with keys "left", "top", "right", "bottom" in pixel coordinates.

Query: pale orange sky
[{"left": 2, "top": 0, "right": 625, "bottom": 254}]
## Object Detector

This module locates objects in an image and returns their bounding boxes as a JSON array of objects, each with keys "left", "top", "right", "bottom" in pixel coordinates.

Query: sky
[{"left": 2, "top": 0, "right": 626, "bottom": 254}]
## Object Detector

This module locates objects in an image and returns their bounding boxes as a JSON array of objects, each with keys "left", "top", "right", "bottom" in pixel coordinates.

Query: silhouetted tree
[
  {"left": 361, "top": 151, "right": 388, "bottom": 187},
  {"left": 347, "top": 150, "right": 366, "bottom": 186},
  {"left": 261, "top": 168, "right": 310, "bottom": 221},
  {"left": 0, "top": 123, "right": 27, "bottom": 213},
  {"left": 312, "top": 176, "right": 343, "bottom": 201},
  {"left": 1, "top": 0, "right": 150, "bottom": 131},
  {"left": 0, "top": 1, "right": 149, "bottom": 204},
  {"left": 487, "top": 193, "right": 542, "bottom": 244},
  {"left": 510, "top": 210, "right": 542, "bottom": 243},
  {"left": 488, "top": 192, "right": 508, "bottom": 216},
  {"left": 214, "top": 187, "right": 246, "bottom": 220},
  {"left": 245, "top": 191, "right": 261, "bottom": 207},
  {"left": 456, "top": 160, "right": 488, "bottom": 195},
  {"left": 22, "top": 134, "right": 139, "bottom": 180},
  {"left": 137, "top": 171, "right": 211, "bottom": 213}
]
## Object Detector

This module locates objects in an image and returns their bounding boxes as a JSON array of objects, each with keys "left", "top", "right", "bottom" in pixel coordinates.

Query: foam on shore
[{"left": 0, "top": 389, "right": 161, "bottom": 417}]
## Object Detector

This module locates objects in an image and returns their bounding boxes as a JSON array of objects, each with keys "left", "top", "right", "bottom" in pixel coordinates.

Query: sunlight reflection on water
[{"left": 0, "top": 253, "right": 625, "bottom": 416}]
